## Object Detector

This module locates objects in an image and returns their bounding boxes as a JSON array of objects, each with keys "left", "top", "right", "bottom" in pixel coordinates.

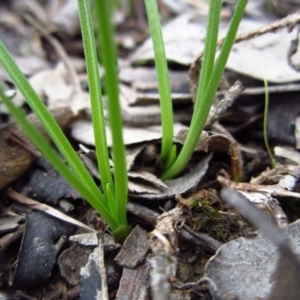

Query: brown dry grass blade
[{"left": 6, "top": 188, "right": 95, "bottom": 233}]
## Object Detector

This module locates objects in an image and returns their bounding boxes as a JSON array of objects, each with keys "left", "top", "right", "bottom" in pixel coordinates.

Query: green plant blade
[
  {"left": 77, "top": 0, "right": 114, "bottom": 193},
  {"left": 0, "top": 40, "right": 102, "bottom": 202},
  {"left": 0, "top": 88, "right": 118, "bottom": 230},
  {"left": 93, "top": 0, "right": 128, "bottom": 227},
  {"left": 106, "top": 183, "right": 118, "bottom": 220},
  {"left": 144, "top": 0, "right": 174, "bottom": 165},
  {"left": 162, "top": 0, "right": 247, "bottom": 180},
  {"left": 194, "top": 0, "right": 221, "bottom": 107},
  {"left": 111, "top": 224, "right": 132, "bottom": 244},
  {"left": 164, "top": 144, "right": 177, "bottom": 170}
]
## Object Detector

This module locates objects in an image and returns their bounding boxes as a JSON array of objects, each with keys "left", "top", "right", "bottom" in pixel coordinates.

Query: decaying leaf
[
  {"left": 0, "top": 215, "right": 23, "bottom": 235},
  {"left": 224, "top": 18, "right": 300, "bottom": 83},
  {"left": 52, "top": 0, "right": 80, "bottom": 38},
  {"left": 115, "top": 226, "right": 150, "bottom": 300},
  {"left": 70, "top": 118, "right": 187, "bottom": 147},
  {"left": 250, "top": 164, "right": 300, "bottom": 185},
  {"left": 130, "top": 12, "right": 207, "bottom": 66},
  {"left": 189, "top": 13, "right": 300, "bottom": 101},
  {"left": 119, "top": 67, "right": 190, "bottom": 96},
  {"left": 131, "top": 153, "right": 212, "bottom": 201},
  {"left": 128, "top": 171, "right": 168, "bottom": 195}
]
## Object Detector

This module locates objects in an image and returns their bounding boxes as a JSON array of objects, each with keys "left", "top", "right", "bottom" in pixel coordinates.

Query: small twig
[
  {"left": 6, "top": 188, "right": 96, "bottom": 233},
  {"left": 206, "top": 80, "right": 244, "bottom": 128},
  {"left": 251, "top": 164, "right": 300, "bottom": 185},
  {"left": 130, "top": 83, "right": 300, "bottom": 106},
  {"left": 236, "top": 83, "right": 300, "bottom": 96},
  {"left": 127, "top": 201, "right": 222, "bottom": 253},
  {"left": 217, "top": 175, "right": 300, "bottom": 199},
  {"left": 220, "top": 12, "right": 300, "bottom": 46}
]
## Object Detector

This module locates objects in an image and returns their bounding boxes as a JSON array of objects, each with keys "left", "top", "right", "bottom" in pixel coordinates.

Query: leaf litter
[{"left": 1, "top": 1, "right": 300, "bottom": 299}]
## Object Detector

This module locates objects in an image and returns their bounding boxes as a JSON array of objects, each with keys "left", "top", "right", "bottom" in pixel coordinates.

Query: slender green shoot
[
  {"left": 0, "top": 40, "right": 101, "bottom": 201},
  {"left": 0, "top": 0, "right": 247, "bottom": 241},
  {"left": 0, "top": 87, "right": 117, "bottom": 231},
  {"left": 161, "top": 0, "right": 247, "bottom": 180},
  {"left": 196, "top": 0, "right": 221, "bottom": 104},
  {"left": 0, "top": 0, "right": 131, "bottom": 243},
  {"left": 93, "top": 1, "right": 129, "bottom": 230},
  {"left": 263, "top": 79, "right": 276, "bottom": 168},
  {"left": 144, "top": 0, "right": 174, "bottom": 166},
  {"left": 77, "top": 0, "right": 114, "bottom": 197}
]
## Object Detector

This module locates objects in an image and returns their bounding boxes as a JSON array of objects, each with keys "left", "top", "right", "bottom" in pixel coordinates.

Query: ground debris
[
  {"left": 115, "top": 226, "right": 150, "bottom": 300},
  {"left": 203, "top": 187, "right": 300, "bottom": 300}
]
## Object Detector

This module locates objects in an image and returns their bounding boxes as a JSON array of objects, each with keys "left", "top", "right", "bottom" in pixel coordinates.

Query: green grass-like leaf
[
  {"left": 0, "top": 40, "right": 103, "bottom": 201},
  {"left": 0, "top": 87, "right": 117, "bottom": 230},
  {"left": 93, "top": 0, "right": 129, "bottom": 229},
  {"left": 144, "top": 0, "right": 174, "bottom": 166},
  {"left": 77, "top": 0, "right": 114, "bottom": 194},
  {"left": 0, "top": 0, "right": 132, "bottom": 243},
  {"left": 161, "top": 0, "right": 247, "bottom": 180},
  {"left": 0, "top": 0, "right": 246, "bottom": 243}
]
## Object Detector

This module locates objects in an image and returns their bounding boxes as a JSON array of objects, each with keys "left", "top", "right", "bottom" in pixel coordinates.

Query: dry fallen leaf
[
  {"left": 224, "top": 18, "right": 300, "bottom": 83},
  {"left": 130, "top": 12, "right": 206, "bottom": 66},
  {"left": 70, "top": 118, "right": 187, "bottom": 147}
]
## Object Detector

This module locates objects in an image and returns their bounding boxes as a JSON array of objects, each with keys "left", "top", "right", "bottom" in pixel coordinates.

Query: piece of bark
[
  {"left": 115, "top": 226, "right": 151, "bottom": 300},
  {"left": 12, "top": 211, "right": 74, "bottom": 289},
  {"left": 115, "top": 262, "right": 151, "bottom": 300},
  {"left": 80, "top": 238, "right": 109, "bottom": 300},
  {"left": 59, "top": 232, "right": 120, "bottom": 287},
  {"left": 115, "top": 226, "right": 149, "bottom": 268},
  {"left": 0, "top": 106, "right": 74, "bottom": 190},
  {"left": 59, "top": 243, "right": 94, "bottom": 286}
]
